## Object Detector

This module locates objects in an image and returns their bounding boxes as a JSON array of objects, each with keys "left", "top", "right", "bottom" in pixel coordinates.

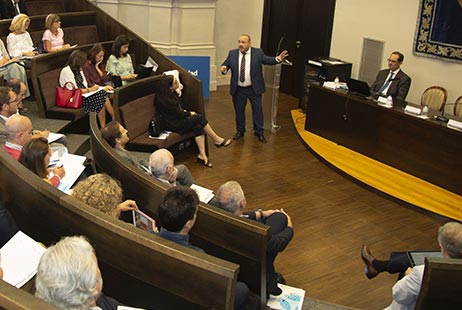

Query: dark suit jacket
[
  {"left": 222, "top": 47, "right": 278, "bottom": 96},
  {"left": 0, "top": 0, "right": 28, "bottom": 19},
  {"left": 371, "top": 69, "right": 411, "bottom": 102}
]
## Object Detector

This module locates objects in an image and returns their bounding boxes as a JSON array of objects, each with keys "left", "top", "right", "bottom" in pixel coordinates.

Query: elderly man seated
[
  {"left": 149, "top": 149, "right": 194, "bottom": 187},
  {"left": 361, "top": 222, "right": 462, "bottom": 310},
  {"left": 212, "top": 181, "right": 294, "bottom": 297},
  {"left": 2, "top": 114, "right": 32, "bottom": 159},
  {"left": 35, "top": 236, "right": 126, "bottom": 310}
]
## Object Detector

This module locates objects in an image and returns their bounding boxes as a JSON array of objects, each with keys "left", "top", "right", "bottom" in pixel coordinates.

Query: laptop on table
[{"left": 346, "top": 78, "right": 371, "bottom": 98}]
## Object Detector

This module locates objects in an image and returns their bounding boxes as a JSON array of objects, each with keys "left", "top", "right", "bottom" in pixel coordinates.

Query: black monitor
[{"left": 346, "top": 78, "right": 371, "bottom": 98}]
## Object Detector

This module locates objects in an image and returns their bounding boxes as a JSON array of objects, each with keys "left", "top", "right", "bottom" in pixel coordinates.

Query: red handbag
[{"left": 56, "top": 82, "right": 83, "bottom": 109}]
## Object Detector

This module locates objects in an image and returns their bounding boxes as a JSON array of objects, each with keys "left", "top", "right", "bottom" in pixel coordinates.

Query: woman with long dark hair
[
  {"left": 18, "top": 137, "right": 65, "bottom": 187},
  {"left": 83, "top": 43, "right": 112, "bottom": 87},
  {"left": 155, "top": 75, "right": 232, "bottom": 168},
  {"left": 106, "top": 35, "right": 137, "bottom": 85}
]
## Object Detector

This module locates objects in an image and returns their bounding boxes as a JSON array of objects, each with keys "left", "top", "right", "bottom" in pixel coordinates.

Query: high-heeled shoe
[
  {"left": 197, "top": 157, "right": 213, "bottom": 168},
  {"left": 214, "top": 138, "right": 232, "bottom": 148}
]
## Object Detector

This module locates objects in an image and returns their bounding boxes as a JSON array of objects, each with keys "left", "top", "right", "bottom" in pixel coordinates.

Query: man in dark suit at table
[
  {"left": 0, "top": 0, "right": 29, "bottom": 19},
  {"left": 371, "top": 51, "right": 411, "bottom": 103},
  {"left": 220, "top": 34, "right": 288, "bottom": 143}
]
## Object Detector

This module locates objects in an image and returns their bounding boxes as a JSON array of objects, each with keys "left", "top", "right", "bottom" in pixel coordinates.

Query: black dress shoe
[
  {"left": 361, "top": 245, "right": 378, "bottom": 279},
  {"left": 233, "top": 131, "right": 244, "bottom": 140},
  {"left": 275, "top": 272, "right": 286, "bottom": 285},
  {"left": 254, "top": 132, "right": 266, "bottom": 143}
]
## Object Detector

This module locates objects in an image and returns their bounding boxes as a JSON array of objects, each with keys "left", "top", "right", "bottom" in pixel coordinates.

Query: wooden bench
[
  {"left": 90, "top": 112, "right": 269, "bottom": 309},
  {"left": 0, "top": 281, "right": 57, "bottom": 310},
  {"left": 113, "top": 76, "right": 199, "bottom": 154},
  {"left": 0, "top": 11, "right": 99, "bottom": 48},
  {"left": 415, "top": 257, "right": 462, "bottom": 309},
  {"left": 0, "top": 148, "right": 240, "bottom": 310},
  {"left": 25, "top": 0, "right": 66, "bottom": 16},
  {"left": 30, "top": 42, "right": 113, "bottom": 133}
]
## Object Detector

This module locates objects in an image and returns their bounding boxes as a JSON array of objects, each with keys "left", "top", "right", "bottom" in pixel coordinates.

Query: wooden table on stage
[{"left": 305, "top": 84, "right": 462, "bottom": 195}]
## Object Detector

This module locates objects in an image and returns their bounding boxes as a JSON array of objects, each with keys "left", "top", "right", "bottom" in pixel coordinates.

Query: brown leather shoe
[{"left": 361, "top": 245, "right": 378, "bottom": 279}]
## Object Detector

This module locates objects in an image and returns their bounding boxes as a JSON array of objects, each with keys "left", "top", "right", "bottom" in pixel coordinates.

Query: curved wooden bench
[
  {"left": 113, "top": 76, "right": 199, "bottom": 154},
  {"left": 30, "top": 41, "right": 113, "bottom": 132},
  {"left": 0, "top": 281, "right": 57, "bottom": 310},
  {"left": 0, "top": 148, "right": 239, "bottom": 310},
  {"left": 90, "top": 112, "right": 269, "bottom": 308}
]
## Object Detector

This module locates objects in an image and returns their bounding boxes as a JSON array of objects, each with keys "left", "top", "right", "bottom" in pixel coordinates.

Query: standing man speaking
[{"left": 221, "top": 34, "right": 288, "bottom": 143}]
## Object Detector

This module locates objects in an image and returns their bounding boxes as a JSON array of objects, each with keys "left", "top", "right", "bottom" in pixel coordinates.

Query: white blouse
[{"left": 7, "top": 32, "right": 34, "bottom": 58}]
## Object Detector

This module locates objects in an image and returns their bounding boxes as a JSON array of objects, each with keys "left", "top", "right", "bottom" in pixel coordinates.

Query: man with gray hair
[
  {"left": 2, "top": 114, "right": 32, "bottom": 159},
  {"left": 213, "top": 180, "right": 294, "bottom": 297},
  {"left": 149, "top": 148, "right": 194, "bottom": 187},
  {"left": 35, "top": 236, "right": 123, "bottom": 310},
  {"left": 361, "top": 222, "right": 462, "bottom": 310}
]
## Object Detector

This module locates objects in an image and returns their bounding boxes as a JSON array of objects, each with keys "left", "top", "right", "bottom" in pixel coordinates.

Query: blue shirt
[{"left": 158, "top": 228, "right": 205, "bottom": 253}]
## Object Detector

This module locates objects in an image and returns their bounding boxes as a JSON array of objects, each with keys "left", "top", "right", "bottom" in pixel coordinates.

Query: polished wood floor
[{"left": 175, "top": 86, "right": 448, "bottom": 310}]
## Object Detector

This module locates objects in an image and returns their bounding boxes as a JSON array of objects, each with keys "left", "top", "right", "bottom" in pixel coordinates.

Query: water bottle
[
  {"left": 334, "top": 76, "right": 340, "bottom": 89},
  {"left": 422, "top": 105, "right": 429, "bottom": 117}
]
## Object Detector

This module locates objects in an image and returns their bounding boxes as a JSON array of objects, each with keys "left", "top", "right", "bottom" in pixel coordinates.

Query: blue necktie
[{"left": 378, "top": 72, "right": 394, "bottom": 95}]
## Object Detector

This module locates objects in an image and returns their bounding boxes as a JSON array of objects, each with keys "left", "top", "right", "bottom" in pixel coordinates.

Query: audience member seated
[
  {"left": 60, "top": 50, "right": 114, "bottom": 127},
  {"left": 72, "top": 173, "right": 139, "bottom": 219},
  {"left": 7, "top": 78, "right": 29, "bottom": 113},
  {"left": 0, "top": 0, "right": 28, "bottom": 19},
  {"left": 0, "top": 39, "right": 29, "bottom": 95},
  {"left": 35, "top": 236, "right": 124, "bottom": 310},
  {"left": 1, "top": 84, "right": 68, "bottom": 151},
  {"left": 371, "top": 51, "right": 411, "bottom": 103},
  {"left": 361, "top": 222, "right": 462, "bottom": 310},
  {"left": 158, "top": 187, "right": 253, "bottom": 310},
  {"left": 213, "top": 181, "right": 294, "bottom": 297},
  {"left": 0, "top": 201, "right": 18, "bottom": 248},
  {"left": 7, "top": 14, "right": 38, "bottom": 64},
  {"left": 106, "top": 35, "right": 137, "bottom": 86},
  {"left": 18, "top": 137, "right": 66, "bottom": 187},
  {"left": 3, "top": 114, "right": 32, "bottom": 159},
  {"left": 149, "top": 148, "right": 195, "bottom": 187},
  {"left": 101, "top": 120, "right": 151, "bottom": 174},
  {"left": 42, "top": 14, "right": 71, "bottom": 53},
  {"left": 83, "top": 43, "right": 113, "bottom": 88},
  {"left": 155, "top": 75, "right": 232, "bottom": 168}
]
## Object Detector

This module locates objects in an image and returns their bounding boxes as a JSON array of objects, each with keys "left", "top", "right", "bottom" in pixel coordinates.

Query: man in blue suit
[{"left": 221, "top": 34, "right": 288, "bottom": 143}]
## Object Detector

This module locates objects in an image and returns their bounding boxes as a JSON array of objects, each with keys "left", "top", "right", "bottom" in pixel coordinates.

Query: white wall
[
  {"left": 331, "top": 0, "right": 462, "bottom": 106},
  {"left": 214, "top": 0, "right": 264, "bottom": 86}
]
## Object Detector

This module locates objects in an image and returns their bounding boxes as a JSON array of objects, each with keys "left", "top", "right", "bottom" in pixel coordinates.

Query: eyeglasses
[
  {"left": 8, "top": 98, "right": 18, "bottom": 105},
  {"left": 387, "top": 58, "right": 399, "bottom": 63},
  {"left": 53, "top": 19, "right": 61, "bottom": 23}
]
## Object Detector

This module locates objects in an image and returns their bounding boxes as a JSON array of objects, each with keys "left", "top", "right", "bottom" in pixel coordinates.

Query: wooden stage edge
[{"left": 291, "top": 109, "right": 462, "bottom": 221}]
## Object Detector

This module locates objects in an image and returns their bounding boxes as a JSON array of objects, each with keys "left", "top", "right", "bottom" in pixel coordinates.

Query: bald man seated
[
  {"left": 149, "top": 149, "right": 194, "bottom": 187},
  {"left": 3, "top": 114, "right": 33, "bottom": 159}
]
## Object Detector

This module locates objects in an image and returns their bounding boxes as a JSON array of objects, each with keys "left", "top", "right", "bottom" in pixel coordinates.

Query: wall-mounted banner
[{"left": 168, "top": 56, "right": 210, "bottom": 97}]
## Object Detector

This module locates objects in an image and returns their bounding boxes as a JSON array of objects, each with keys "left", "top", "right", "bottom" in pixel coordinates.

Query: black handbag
[{"left": 148, "top": 119, "right": 160, "bottom": 137}]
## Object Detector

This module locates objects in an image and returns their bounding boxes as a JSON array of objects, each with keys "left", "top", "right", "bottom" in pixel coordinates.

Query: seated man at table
[
  {"left": 371, "top": 51, "right": 411, "bottom": 103},
  {"left": 2, "top": 114, "right": 32, "bottom": 159}
]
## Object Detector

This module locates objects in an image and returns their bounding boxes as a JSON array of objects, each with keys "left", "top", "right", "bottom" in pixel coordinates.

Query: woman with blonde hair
[
  {"left": 42, "top": 14, "right": 71, "bottom": 53},
  {"left": 6, "top": 14, "right": 37, "bottom": 58},
  {"left": 72, "top": 173, "right": 138, "bottom": 218}
]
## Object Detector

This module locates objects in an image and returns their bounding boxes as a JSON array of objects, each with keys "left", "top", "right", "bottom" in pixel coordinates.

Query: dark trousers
[
  {"left": 373, "top": 251, "right": 412, "bottom": 280},
  {"left": 232, "top": 86, "right": 264, "bottom": 134},
  {"left": 264, "top": 212, "right": 289, "bottom": 293}
]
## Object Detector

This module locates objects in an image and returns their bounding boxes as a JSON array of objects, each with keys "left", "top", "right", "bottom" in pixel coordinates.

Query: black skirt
[{"left": 83, "top": 89, "right": 107, "bottom": 113}]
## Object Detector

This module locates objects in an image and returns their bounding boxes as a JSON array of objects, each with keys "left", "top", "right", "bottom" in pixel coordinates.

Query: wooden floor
[{"left": 176, "top": 86, "right": 448, "bottom": 310}]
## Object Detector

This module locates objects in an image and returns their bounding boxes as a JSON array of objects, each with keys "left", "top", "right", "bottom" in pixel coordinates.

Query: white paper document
[
  {"left": 55, "top": 153, "right": 86, "bottom": 193},
  {"left": 0, "top": 231, "right": 46, "bottom": 288},
  {"left": 82, "top": 86, "right": 106, "bottom": 98},
  {"left": 47, "top": 132, "right": 65, "bottom": 143},
  {"left": 267, "top": 284, "right": 305, "bottom": 310},
  {"left": 190, "top": 184, "right": 214, "bottom": 203}
]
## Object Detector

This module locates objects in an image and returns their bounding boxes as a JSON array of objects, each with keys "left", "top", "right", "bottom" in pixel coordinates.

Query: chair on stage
[
  {"left": 414, "top": 257, "right": 462, "bottom": 310},
  {"left": 420, "top": 86, "right": 447, "bottom": 112},
  {"left": 453, "top": 95, "right": 462, "bottom": 117}
]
